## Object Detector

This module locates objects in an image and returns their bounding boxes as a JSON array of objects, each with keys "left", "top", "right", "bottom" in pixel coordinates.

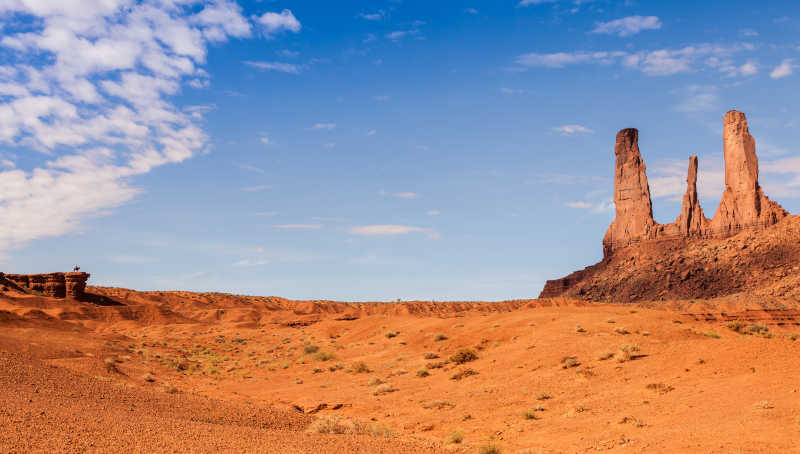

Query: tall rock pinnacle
[
  {"left": 710, "top": 110, "right": 786, "bottom": 235},
  {"left": 602, "top": 128, "right": 656, "bottom": 256},
  {"left": 675, "top": 156, "right": 708, "bottom": 236}
]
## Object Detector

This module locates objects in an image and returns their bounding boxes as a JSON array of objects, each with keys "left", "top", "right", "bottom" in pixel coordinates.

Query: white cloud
[
  {"left": 770, "top": 59, "right": 793, "bottom": 79},
  {"left": 591, "top": 16, "right": 662, "bottom": 37},
  {"left": 465, "top": 8, "right": 479, "bottom": 14},
  {"left": 518, "top": 0, "right": 558, "bottom": 5},
  {"left": 241, "top": 185, "right": 269, "bottom": 192},
  {"left": 740, "top": 28, "right": 759, "bottom": 37},
  {"left": 366, "top": 129, "right": 377, "bottom": 136},
  {"left": 379, "top": 190, "right": 418, "bottom": 199},
  {"left": 348, "top": 224, "right": 438, "bottom": 238},
  {"left": 515, "top": 44, "right": 755, "bottom": 77},
  {"left": 244, "top": 61, "right": 301, "bottom": 74},
  {"left": 277, "top": 49, "right": 299, "bottom": 58},
  {"left": 359, "top": 11, "right": 385, "bottom": 21},
  {"left": 563, "top": 199, "right": 613, "bottom": 213},
  {"left": 675, "top": 85, "right": 717, "bottom": 112},
  {"left": 564, "top": 201, "right": 592, "bottom": 208},
  {"left": 426, "top": 210, "right": 440, "bottom": 216},
  {"left": 232, "top": 259, "right": 268, "bottom": 267},
  {"left": 274, "top": 224, "right": 323, "bottom": 230},
  {"left": 0, "top": 0, "right": 262, "bottom": 253},
  {"left": 552, "top": 124, "right": 593, "bottom": 134},
  {"left": 259, "top": 136, "right": 271, "bottom": 144},
  {"left": 258, "top": 9, "right": 301, "bottom": 38},
  {"left": 313, "top": 123, "right": 336, "bottom": 130}
]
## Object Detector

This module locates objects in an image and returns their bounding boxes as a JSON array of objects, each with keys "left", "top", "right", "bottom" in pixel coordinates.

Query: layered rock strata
[{"left": 5, "top": 272, "right": 90, "bottom": 299}]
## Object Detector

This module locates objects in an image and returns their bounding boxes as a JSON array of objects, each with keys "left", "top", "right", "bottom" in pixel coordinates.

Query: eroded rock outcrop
[
  {"left": 602, "top": 128, "right": 657, "bottom": 256},
  {"left": 710, "top": 110, "right": 787, "bottom": 235},
  {"left": 5, "top": 272, "right": 90, "bottom": 299},
  {"left": 540, "top": 110, "right": 790, "bottom": 300}
]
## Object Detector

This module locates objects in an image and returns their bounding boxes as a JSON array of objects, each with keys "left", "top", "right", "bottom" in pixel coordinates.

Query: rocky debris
[
  {"left": 542, "top": 110, "right": 791, "bottom": 301},
  {"left": 602, "top": 128, "right": 657, "bottom": 256},
  {"left": 5, "top": 272, "right": 90, "bottom": 299}
]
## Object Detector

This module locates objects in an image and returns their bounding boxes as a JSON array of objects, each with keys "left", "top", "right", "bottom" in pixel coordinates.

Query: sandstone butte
[{"left": 540, "top": 110, "right": 792, "bottom": 301}]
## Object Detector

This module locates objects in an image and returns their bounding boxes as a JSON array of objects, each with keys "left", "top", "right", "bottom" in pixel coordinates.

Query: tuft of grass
[
  {"left": 754, "top": 400, "right": 774, "bottom": 409},
  {"left": 303, "top": 344, "right": 320, "bottom": 354},
  {"left": 523, "top": 406, "right": 544, "bottom": 420},
  {"left": 616, "top": 344, "right": 640, "bottom": 363},
  {"left": 385, "top": 331, "right": 399, "bottom": 339},
  {"left": 352, "top": 361, "right": 371, "bottom": 373},
  {"left": 561, "top": 356, "right": 580, "bottom": 369},
  {"left": 596, "top": 351, "right": 615, "bottom": 361},
  {"left": 416, "top": 369, "right": 430, "bottom": 377},
  {"left": 449, "top": 349, "right": 478, "bottom": 365},
  {"left": 422, "top": 400, "right": 454, "bottom": 409},
  {"left": 314, "top": 351, "right": 335, "bottom": 362},
  {"left": 446, "top": 429, "right": 464, "bottom": 444},
  {"left": 479, "top": 443, "right": 502, "bottom": 454},
  {"left": 614, "top": 327, "right": 630, "bottom": 335},
  {"left": 703, "top": 331, "right": 721, "bottom": 339},
  {"left": 434, "top": 333, "right": 448, "bottom": 341},
  {"left": 425, "top": 361, "right": 445, "bottom": 369},
  {"left": 424, "top": 352, "right": 439, "bottom": 359},
  {"left": 536, "top": 392, "right": 551, "bottom": 401},
  {"left": 163, "top": 383, "right": 178, "bottom": 394},
  {"left": 372, "top": 383, "right": 398, "bottom": 396},
  {"left": 450, "top": 368, "right": 479, "bottom": 381},
  {"left": 307, "top": 415, "right": 356, "bottom": 434},
  {"left": 575, "top": 325, "right": 586, "bottom": 333},
  {"left": 328, "top": 363, "right": 344, "bottom": 372}
]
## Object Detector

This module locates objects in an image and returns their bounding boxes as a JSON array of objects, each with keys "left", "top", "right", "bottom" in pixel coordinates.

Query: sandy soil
[{"left": 2, "top": 288, "right": 800, "bottom": 453}]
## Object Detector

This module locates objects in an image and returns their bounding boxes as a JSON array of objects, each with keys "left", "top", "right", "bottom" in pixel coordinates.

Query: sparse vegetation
[
  {"left": 646, "top": 383, "right": 674, "bottom": 394},
  {"left": 372, "top": 383, "right": 397, "bottom": 395},
  {"left": 523, "top": 406, "right": 544, "bottom": 420},
  {"left": 450, "top": 368, "right": 478, "bottom": 381},
  {"left": 422, "top": 400, "right": 454, "bottom": 409},
  {"left": 425, "top": 361, "right": 445, "bottom": 369},
  {"left": 385, "top": 331, "right": 399, "bottom": 339},
  {"left": 726, "top": 321, "right": 772, "bottom": 338},
  {"left": 446, "top": 429, "right": 464, "bottom": 444},
  {"left": 449, "top": 349, "right": 478, "bottom": 364},
  {"left": 416, "top": 369, "right": 430, "bottom": 377},
  {"left": 434, "top": 333, "right": 448, "bottom": 341},
  {"left": 424, "top": 352, "right": 439, "bottom": 359},
  {"left": 704, "top": 331, "right": 721, "bottom": 339},
  {"left": 596, "top": 350, "right": 615, "bottom": 361},
  {"left": 368, "top": 377, "right": 384, "bottom": 386},
  {"left": 536, "top": 392, "right": 551, "bottom": 401},
  {"left": 561, "top": 356, "right": 580, "bottom": 368},
  {"left": 614, "top": 327, "right": 630, "bottom": 335},
  {"left": 303, "top": 343, "right": 320, "bottom": 354},
  {"left": 616, "top": 344, "right": 640, "bottom": 362},
  {"left": 575, "top": 325, "right": 586, "bottom": 333},
  {"left": 479, "top": 443, "right": 502, "bottom": 454},
  {"left": 352, "top": 361, "right": 371, "bottom": 373},
  {"left": 314, "top": 351, "right": 335, "bottom": 362},
  {"left": 754, "top": 400, "right": 774, "bottom": 409}
]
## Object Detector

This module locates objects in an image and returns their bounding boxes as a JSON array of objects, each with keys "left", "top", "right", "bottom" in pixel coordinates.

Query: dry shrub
[
  {"left": 368, "top": 377, "right": 384, "bottom": 386},
  {"left": 561, "top": 356, "right": 580, "bottom": 369},
  {"left": 385, "top": 331, "right": 399, "bottom": 338},
  {"left": 479, "top": 443, "right": 502, "bottom": 454},
  {"left": 422, "top": 400, "right": 454, "bottom": 409},
  {"left": 314, "top": 351, "right": 335, "bottom": 362},
  {"left": 307, "top": 415, "right": 357, "bottom": 434},
  {"left": 303, "top": 344, "right": 319, "bottom": 354},
  {"left": 425, "top": 361, "right": 445, "bottom": 369},
  {"left": 434, "top": 333, "right": 448, "bottom": 341},
  {"left": 614, "top": 327, "right": 630, "bottom": 335},
  {"left": 645, "top": 383, "right": 674, "bottom": 394},
  {"left": 423, "top": 352, "right": 439, "bottom": 359},
  {"left": 596, "top": 351, "right": 614, "bottom": 361},
  {"left": 352, "top": 361, "right": 371, "bottom": 373},
  {"left": 372, "top": 383, "right": 397, "bottom": 395},
  {"left": 449, "top": 349, "right": 478, "bottom": 364},
  {"left": 616, "top": 344, "right": 640, "bottom": 363},
  {"left": 446, "top": 429, "right": 464, "bottom": 444},
  {"left": 536, "top": 392, "right": 551, "bottom": 401},
  {"left": 416, "top": 369, "right": 430, "bottom": 377},
  {"left": 450, "top": 368, "right": 478, "bottom": 381}
]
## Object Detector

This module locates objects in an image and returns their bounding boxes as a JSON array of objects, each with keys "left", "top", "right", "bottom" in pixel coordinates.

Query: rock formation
[
  {"left": 5, "top": 272, "right": 90, "bottom": 299},
  {"left": 675, "top": 156, "right": 709, "bottom": 237},
  {"left": 541, "top": 110, "right": 789, "bottom": 300},
  {"left": 602, "top": 128, "right": 657, "bottom": 256},
  {"left": 710, "top": 110, "right": 786, "bottom": 234}
]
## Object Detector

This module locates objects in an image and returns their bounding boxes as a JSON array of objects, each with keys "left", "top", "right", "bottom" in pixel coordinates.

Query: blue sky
[{"left": 1, "top": 0, "right": 799, "bottom": 300}]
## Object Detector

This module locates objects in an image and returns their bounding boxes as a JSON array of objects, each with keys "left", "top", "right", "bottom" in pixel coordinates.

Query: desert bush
[
  {"left": 536, "top": 392, "right": 551, "bottom": 401},
  {"left": 449, "top": 349, "right": 478, "bottom": 364},
  {"left": 422, "top": 400, "right": 454, "bottom": 409},
  {"left": 703, "top": 331, "right": 721, "bottom": 339},
  {"left": 450, "top": 368, "right": 479, "bottom": 381},
  {"left": 561, "top": 356, "right": 580, "bottom": 369},
  {"left": 523, "top": 406, "right": 544, "bottom": 420},
  {"left": 479, "top": 443, "right": 502, "bottom": 454},
  {"left": 313, "top": 367, "right": 323, "bottom": 374},
  {"left": 304, "top": 344, "right": 320, "bottom": 354},
  {"left": 163, "top": 383, "right": 178, "bottom": 394},
  {"left": 754, "top": 400, "right": 774, "bottom": 409},
  {"left": 425, "top": 361, "right": 445, "bottom": 369},
  {"left": 575, "top": 325, "right": 586, "bottom": 333},
  {"left": 424, "top": 352, "right": 439, "bottom": 359},
  {"left": 385, "top": 331, "right": 399, "bottom": 338},
  {"left": 725, "top": 320, "right": 747, "bottom": 333},
  {"left": 417, "top": 369, "right": 430, "bottom": 377},
  {"left": 314, "top": 351, "right": 335, "bottom": 362},
  {"left": 372, "top": 383, "right": 397, "bottom": 395},
  {"left": 446, "top": 429, "right": 464, "bottom": 444},
  {"left": 434, "top": 333, "right": 448, "bottom": 341},
  {"left": 368, "top": 377, "right": 384, "bottom": 386},
  {"left": 616, "top": 344, "right": 640, "bottom": 363},
  {"left": 596, "top": 351, "right": 614, "bottom": 361},
  {"left": 352, "top": 361, "right": 371, "bottom": 373},
  {"left": 645, "top": 383, "right": 674, "bottom": 394},
  {"left": 614, "top": 327, "right": 630, "bottom": 335},
  {"left": 307, "top": 415, "right": 357, "bottom": 434}
]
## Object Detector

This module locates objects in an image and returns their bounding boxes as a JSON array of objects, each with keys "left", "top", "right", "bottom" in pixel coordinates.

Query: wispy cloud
[
  {"left": 359, "top": 10, "right": 385, "bottom": 21},
  {"left": 564, "top": 199, "right": 613, "bottom": 213},
  {"left": 237, "top": 163, "right": 267, "bottom": 174},
  {"left": 552, "top": 124, "right": 593, "bottom": 134},
  {"left": 312, "top": 123, "right": 337, "bottom": 130},
  {"left": 515, "top": 43, "right": 756, "bottom": 77},
  {"left": 348, "top": 224, "right": 438, "bottom": 238},
  {"left": 675, "top": 85, "right": 717, "bottom": 112},
  {"left": 591, "top": 16, "right": 661, "bottom": 37},
  {"left": 232, "top": 259, "right": 268, "bottom": 267},
  {"left": 465, "top": 8, "right": 479, "bottom": 14},
  {"left": 244, "top": 61, "right": 301, "bottom": 74},
  {"left": 274, "top": 224, "right": 323, "bottom": 230},
  {"left": 379, "top": 190, "right": 418, "bottom": 199},
  {"left": 770, "top": 59, "right": 793, "bottom": 79},
  {"left": 241, "top": 185, "right": 269, "bottom": 192},
  {"left": 426, "top": 210, "right": 441, "bottom": 216},
  {"left": 366, "top": 129, "right": 377, "bottom": 136},
  {"left": 251, "top": 211, "right": 278, "bottom": 217}
]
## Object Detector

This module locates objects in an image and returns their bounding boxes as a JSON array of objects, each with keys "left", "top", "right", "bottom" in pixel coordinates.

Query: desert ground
[{"left": 3, "top": 285, "right": 800, "bottom": 453}]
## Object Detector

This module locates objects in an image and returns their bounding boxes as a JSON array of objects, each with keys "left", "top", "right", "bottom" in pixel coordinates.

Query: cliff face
[
  {"left": 541, "top": 110, "right": 789, "bottom": 300},
  {"left": 4, "top": 272, "right": 90, "bottom": 299}
]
